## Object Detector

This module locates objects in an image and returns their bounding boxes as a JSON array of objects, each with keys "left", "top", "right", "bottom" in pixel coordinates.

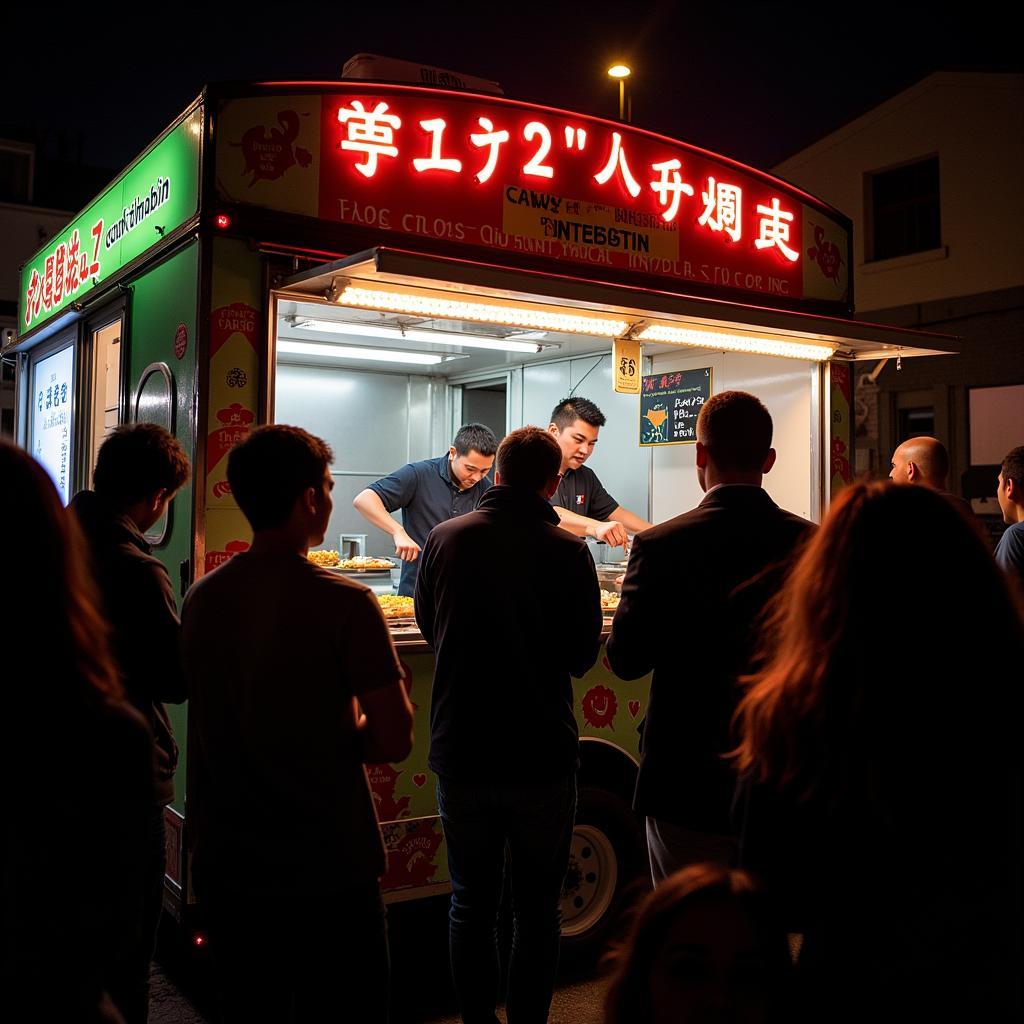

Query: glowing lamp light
[
  {"left": 637, "top": 324, "right": 834, "bottom": 362},
  {"left": 607, "top": 64, "right": 631, "bottom": 79},
  {"left": 192, "top": 934, "right": 207, "bottom": 947},
  {"left": 214, "top": 214, "right": 232, "bottom": 230},
  {"left": 335, "top": 285, "right": 630, "bottom": 338}
]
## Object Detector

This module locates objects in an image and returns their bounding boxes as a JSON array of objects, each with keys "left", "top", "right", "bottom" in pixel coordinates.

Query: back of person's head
[
  {"left": 891, "top": 435, "right": 949, "bottom": 488},
  {"left": 697, "top": 391, "right": 773, "bottom": 472},
  {"left": 604, "top": 863, "right": 791, "bottom": 1024},
  {"left": 734, "top": 481, "right": 1024, "bottom": 800},
  {"left": 452, "top": 422, "right": 499, "bottom": 457},
  {"left": 495, "top": 427, "right": 562, "bottom": 492},
  {"left": 550, "top": 396, "right": 606, "bottom": 430},
  {"left": 1001, "top": 446, "right": 1024, "bottom": 491},
  {"left": 1, "top": 441, "right": 121, "bottom": 705},
  {"left": 93, "top": 423, "right": 190, "bottom": 507},
  {"left": 228, "top": 425, "right": 333, "bottom": 531}
]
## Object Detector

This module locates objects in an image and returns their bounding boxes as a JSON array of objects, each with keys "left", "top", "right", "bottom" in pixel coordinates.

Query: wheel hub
[{"left": 560, "top": 823, "right": 618, "bottom": 938}]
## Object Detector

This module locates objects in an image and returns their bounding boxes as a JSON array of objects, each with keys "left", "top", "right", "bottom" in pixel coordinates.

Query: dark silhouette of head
[
  {"left": 228, "top": 425, "right": 333, "bottom": 532},
  {"left": 695, "top": 391, "right": 776, "bottom": 490},
  {"left": 495, "top": 426, "right": 562, "bottom": 495},
  {"left": 604, "top": 863, "right": 791, "bottom": 1024},
  {"left": 93, "top": 422, "right": 190, "bottom": 508},
  {"left": 3, "top": 440, "right": 120, "bottom": 704}
]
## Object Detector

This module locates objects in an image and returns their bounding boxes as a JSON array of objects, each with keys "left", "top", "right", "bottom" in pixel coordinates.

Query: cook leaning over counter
[
  {"left": 353, "top": 423, "right": 499, "bottom": 597},
  {"left": 546, "top": 397, "right": 654, "bottom": 548}
]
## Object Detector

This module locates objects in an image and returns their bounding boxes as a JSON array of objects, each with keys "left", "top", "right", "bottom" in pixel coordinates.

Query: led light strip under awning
[{"left": 330, "top": 284, "right": 837, "bottom": 362}]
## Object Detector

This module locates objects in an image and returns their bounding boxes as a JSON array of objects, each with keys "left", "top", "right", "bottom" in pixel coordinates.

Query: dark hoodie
[{"left": 70, "top": 490, "right": 185, "bottom": 805}]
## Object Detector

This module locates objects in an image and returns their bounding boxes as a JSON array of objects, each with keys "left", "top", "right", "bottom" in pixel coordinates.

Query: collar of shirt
[
  {"left": 478, "top": 485, "right": 561, "bottom": 525},
  {"left": 702, "top": 482, "right": 762, "bottom": 498},
  {"left": 435, "top": 453, "right": 462, "bottom": 492}
]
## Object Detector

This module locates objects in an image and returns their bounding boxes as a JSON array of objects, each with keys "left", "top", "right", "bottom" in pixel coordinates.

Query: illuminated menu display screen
[{"left": 31, "top": 345, "right": 75, "bottom": 505}]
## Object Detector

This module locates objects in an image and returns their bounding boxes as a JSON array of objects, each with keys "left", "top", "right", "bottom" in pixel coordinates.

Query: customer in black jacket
[
  {"left": 607, "top": 391, "right": 812, "bottom": 883},
  {"left": 415, "top": 426, "right": 603, "bottom": 1024},
  {"left": 69, "top": 423, "right": 190, "bottom": 1024}
]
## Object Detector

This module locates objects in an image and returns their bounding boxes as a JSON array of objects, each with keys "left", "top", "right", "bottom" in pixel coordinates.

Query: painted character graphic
[
  {"left": 233, "top": 111, "right": 312, "bottom": 186},
  {"left": 807, "top": 224, "right": 844, "bottom": 285}
]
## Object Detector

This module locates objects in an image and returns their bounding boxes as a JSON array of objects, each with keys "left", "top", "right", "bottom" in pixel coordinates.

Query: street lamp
[{"left": 607, "top": 63, "right": 631, "bottom": 122}]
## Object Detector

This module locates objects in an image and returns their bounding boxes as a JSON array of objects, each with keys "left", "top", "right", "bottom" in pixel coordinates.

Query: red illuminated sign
[{"left": 216, "top": 85, "right": 852, "bottom": 309}]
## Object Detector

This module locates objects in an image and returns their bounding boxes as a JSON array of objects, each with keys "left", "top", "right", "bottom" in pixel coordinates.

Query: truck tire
[{"left": 560, "top": 784, "right": 647, "bottom": 962}]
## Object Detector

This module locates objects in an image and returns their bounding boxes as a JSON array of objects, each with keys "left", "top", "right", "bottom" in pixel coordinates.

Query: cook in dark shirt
[
  {"left": 547, "top": 396, "right": 653, "bottom": 548},
  {"left": 353, "top": 423, "right": 499, "bottom": 595}
]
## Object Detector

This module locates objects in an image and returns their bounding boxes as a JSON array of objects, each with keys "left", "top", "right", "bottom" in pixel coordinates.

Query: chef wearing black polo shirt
[
  {"left": 547, "top": 397, "right": 653, "bottom": 546},
  {"left": 353, "top": 423, "right": 499, "bottom": 596}
]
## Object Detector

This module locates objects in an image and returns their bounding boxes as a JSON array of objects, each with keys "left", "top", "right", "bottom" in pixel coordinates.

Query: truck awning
[{"left": 277, "top": 246, "right": 956, "bottom": 362}]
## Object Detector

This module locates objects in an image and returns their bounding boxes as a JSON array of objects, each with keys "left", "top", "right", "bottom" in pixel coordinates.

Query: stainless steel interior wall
[
  {"left": 516, "top": 353, "right": 651, "bottom": 525},
  {"left": 275, "top": 363, "right": 441, "bottom": 557}
]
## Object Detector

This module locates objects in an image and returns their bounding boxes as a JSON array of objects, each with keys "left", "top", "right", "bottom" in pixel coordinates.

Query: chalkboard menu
[{"left": 639, "top": 367, "right": 712, "bottom": 446}]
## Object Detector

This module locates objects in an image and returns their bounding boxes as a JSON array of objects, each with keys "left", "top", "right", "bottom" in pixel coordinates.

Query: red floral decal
[{"left": 581, "top": 685, "right": 618, "bottom": 730}]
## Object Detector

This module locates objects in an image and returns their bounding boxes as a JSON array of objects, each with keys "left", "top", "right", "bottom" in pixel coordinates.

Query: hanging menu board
[{"left": 639, "top": 367, "right": 712, "bottom": 446}]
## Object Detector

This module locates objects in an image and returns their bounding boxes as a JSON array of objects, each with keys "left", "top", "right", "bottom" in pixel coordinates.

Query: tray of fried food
[
  {"left": 600, "top": 589, "right": 621, "bottom": 612},
  {"left": 335, "top": 555, "right": 396, "bottom": 572},
  {"left": 375, "top": 594, "right": 416, "bottom": 621},
  {"left": 307, "top": 549, "right": 340, "bottom": 567}
]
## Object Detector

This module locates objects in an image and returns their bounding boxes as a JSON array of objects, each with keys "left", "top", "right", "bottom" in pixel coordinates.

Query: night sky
[{"left": 3, "top": 2, "right": 1019, "bottom": 180}]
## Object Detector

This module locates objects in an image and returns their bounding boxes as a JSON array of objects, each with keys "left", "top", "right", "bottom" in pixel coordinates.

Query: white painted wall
[
  {"left": 773, "top": 73, "right": 1024, "bottom": 311},
  {"left": 0, "top": 202, "right": 72, "bottom": 307},
  {"left": 649, "top": 351, "right": 815, "bottom": 525}
]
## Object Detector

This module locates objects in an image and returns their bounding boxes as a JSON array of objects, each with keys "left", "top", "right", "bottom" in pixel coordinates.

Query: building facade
[{"left": 774, "top": 72, "right": 1024, "bottom": 519}]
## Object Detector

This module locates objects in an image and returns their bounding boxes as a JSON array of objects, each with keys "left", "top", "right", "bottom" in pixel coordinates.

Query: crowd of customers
[{"left": 1, "top": 392, "right": 1021, "bottom": 1022}]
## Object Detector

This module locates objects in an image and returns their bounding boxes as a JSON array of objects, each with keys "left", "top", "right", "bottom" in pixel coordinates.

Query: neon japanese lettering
[
  {"left": 413, "top": 118, "right": 462, "bottom": 173},
  {"left": 469, "top": 117, "right": 509, "bottom": 184},
  {"left": 755, "top": 197, "right": 798, "bottom": 261},
  {"left": 698, "top": 177, "right": 743, "bottom": 242},
  {"left": 594, "top": 132, "right": 641, "bottom": 198},
  {"left": 649, "top": 159, "right": 694, "bottom": 223},
  {"left": 338, "top": 100, "right": 401, "bottom": 177}
]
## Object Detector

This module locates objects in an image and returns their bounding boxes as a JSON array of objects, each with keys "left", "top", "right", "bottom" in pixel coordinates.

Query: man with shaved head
[
  {"left": 889, "top": 436, "right": 951, "bottom": 489},
  {"left": 889, "top": 436, "right": 975, "bottom": 516}
]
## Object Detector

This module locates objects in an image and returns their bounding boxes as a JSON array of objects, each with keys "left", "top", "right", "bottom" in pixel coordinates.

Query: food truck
[{"left": 8, "top": 73, "right": 952, "bottom": 951}]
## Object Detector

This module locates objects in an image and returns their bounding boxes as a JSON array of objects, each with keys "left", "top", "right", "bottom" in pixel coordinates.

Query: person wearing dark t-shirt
[
  {"left": 183, "top": 425, "right": 413, "bottom": 1024},
  {"left": 353, "top": 423, "right": 499, "bottom": 596},
  {"left": 547, "top": 397, "right": 653, "bottom": 550},
  {"left": 995, "top": 445, "right": 1024, "bottom": 588}
]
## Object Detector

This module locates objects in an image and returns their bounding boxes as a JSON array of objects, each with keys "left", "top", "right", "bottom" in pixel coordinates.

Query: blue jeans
[{"left": 436, "top": 775, "right": 577, "bottom": 1024}]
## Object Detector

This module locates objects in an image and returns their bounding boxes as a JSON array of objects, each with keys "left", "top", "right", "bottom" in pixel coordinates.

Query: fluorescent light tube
[
  {"left": 277, "top": 340, "right": 444, "bottom": 365},
  {"left": 293, "top": 318, "right": 544, "bottom": 354}
]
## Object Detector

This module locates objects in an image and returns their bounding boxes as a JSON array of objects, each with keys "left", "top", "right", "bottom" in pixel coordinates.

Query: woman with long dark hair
[
  {"left": 733, "top": 481, "right": 1022, "bottom": 1019},
  {"left": 1, "top": 441, "right": 154, "bottom": 1021}
]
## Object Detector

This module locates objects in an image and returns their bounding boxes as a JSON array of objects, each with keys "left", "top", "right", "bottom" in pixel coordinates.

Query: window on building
[
  {"left": 866, "top": 156, "right": 940, "bottom": 262},
  {"left": 0, "top": 141, "right": 34, "bottom": 204},
  {"left": 898, "top": 406, "right": 935, "bottom": 443}
]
